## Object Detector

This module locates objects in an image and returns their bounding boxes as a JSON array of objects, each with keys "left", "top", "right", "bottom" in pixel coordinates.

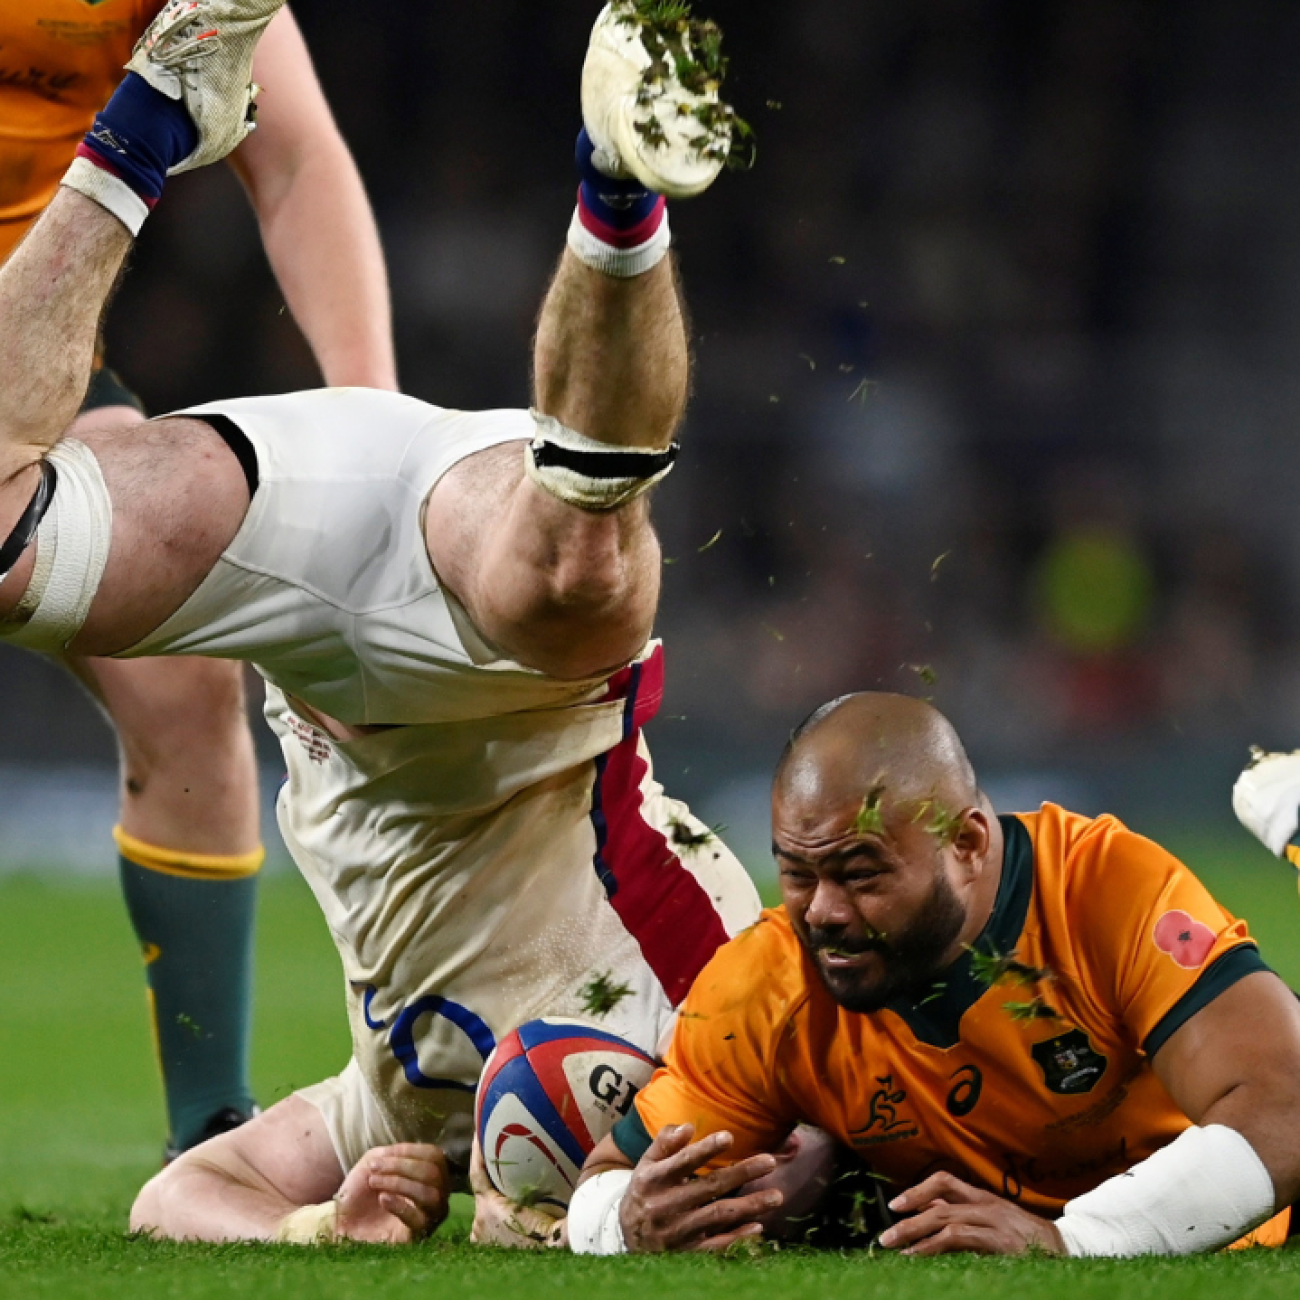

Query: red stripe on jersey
[{"left": 591, "top": 648, "right": 730, "bottom": 1005}]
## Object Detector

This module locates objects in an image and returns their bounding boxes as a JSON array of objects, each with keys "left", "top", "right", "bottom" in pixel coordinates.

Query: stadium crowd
[{"left": 6, "top": 1, "right": 1300, "bottom": 809}]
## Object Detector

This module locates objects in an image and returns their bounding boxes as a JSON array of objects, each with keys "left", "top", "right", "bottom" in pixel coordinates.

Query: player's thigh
[{"left": 64, "top": 653, "right": 254, "bottom": 768}]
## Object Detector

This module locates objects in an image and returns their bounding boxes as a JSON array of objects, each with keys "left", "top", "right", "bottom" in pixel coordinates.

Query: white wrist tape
[
  {"left": 567, "top": 1170, "right": 633, "bottom": 1255},
  {"left": 274, "top": 1200, "right": 339, "bottom": 1245},
  {"left": 62, "top": 156, "right": 149, "bottom": 237},
  {"left": 567, "top": 208, "right": 672, "bottom": 278},
  {"left": 526, "top": 410, "right": 678, "bottom": 511},
  {"left": 1056, "top": 1124, "right": 1275, "bottom": 1257}
]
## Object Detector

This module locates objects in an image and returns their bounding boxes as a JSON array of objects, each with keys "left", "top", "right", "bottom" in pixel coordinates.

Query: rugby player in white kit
[{"left": 0, "top": 0, "right": 760, "bottom": 1244}]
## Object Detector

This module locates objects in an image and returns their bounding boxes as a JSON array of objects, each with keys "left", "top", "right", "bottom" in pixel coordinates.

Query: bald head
[
  {"left": 775, "top": 693, "right": 979, "bottom": 831},
  {"left": 772, "top": 694, "right": 997, "bottom": 1012}
]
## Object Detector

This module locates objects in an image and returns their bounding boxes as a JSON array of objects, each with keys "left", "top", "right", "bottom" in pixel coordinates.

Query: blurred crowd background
[{"left": 6, "top": 0, "right": 1300, "bottom": 873}]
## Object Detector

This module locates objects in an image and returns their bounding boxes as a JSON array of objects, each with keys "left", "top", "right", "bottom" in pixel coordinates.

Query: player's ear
[{"left": 949, "top": 807, "right": 990, "bottom": 877}]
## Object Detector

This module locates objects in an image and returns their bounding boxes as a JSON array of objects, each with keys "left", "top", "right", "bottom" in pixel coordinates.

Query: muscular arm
[
  {"left": 230, "top": 8, "right": 396, "bottom": 390},
  {"left": 1152, "top": 969, "right": 1300, "bottom": 1207}
]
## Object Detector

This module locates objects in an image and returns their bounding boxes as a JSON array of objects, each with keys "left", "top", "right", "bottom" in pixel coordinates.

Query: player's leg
[
  {"left": 66, "top": 653, "right": 263, "bottom": 1154},
  {"left": 426, "top": 3, "right": 738, "bottom": 681},
  {"left": 133, "top": 1069, "right": 450, "bottom": 1244},
  {"left": 59, "top": 369, "right": 265, "bottom": 1154},
  {"left": 0, "top": 0, "right": 285, "bottom": 593},
  {"left": 0, "top": 193, "right": 134, "bottom": 556}
]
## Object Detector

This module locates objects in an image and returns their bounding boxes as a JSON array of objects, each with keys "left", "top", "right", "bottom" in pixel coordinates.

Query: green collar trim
[{"left": 881, "top": 814, "right": 1035, "bottom": 1049}]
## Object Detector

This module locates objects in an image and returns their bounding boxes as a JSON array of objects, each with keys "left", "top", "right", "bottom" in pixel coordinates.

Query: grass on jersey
[{"left": 1, "top": 826, "right": 1299, "bottom": 1298}]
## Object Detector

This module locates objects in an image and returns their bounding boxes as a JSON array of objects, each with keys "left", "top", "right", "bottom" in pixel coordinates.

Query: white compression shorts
[{"left": 0, "top": 439, "right": 113, "bottom": 652}]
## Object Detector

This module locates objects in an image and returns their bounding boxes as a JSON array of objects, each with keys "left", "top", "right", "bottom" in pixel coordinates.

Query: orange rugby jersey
[
  {"left": 620, "top": 804, "right": 1272, "bottom": 1216},
  {"left": 0, "top": 0, "right": 156, "bottom": 262}
]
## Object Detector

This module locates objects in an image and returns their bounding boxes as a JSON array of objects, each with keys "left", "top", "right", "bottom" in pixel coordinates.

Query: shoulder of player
[
  {"left": 1017, "top": 801, "right": 1180, "bottom": 890},
  {"left": 687, "top": 908, "right": 810, "bottom": 1019}
]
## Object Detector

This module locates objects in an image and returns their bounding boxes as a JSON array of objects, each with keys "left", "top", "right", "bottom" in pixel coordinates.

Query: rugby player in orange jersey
[
  {"left": 569, "top": 693, "right": 1300, "bottom": 1257},
  {"left": 0, "top": 0, "right": 394, "bottom": 1156}
]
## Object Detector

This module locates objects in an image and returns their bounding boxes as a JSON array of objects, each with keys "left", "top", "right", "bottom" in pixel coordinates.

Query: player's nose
[{"left": 804, "top": 877, "right": 854, "bottom": 930}]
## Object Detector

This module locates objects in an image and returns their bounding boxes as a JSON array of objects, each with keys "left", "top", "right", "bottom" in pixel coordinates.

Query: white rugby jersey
[{"left": 121, "top": 389, "right": 761, "bottom": 1167}]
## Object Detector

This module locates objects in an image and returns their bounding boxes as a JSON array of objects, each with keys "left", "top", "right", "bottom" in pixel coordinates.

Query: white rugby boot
[
  {"left": 1232, "top": 747, "right": 1300, "bottom": 867},
  {"left": 582, "top": 1, "right": 743, "bottom": 199},
  {"left": 125, "top": 0, "right": 287, "bottom": 174}
]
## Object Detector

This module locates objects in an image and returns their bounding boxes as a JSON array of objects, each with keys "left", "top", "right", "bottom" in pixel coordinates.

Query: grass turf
[{"left": 1, "top": 827, "right": 1299, "bottom": 1296}]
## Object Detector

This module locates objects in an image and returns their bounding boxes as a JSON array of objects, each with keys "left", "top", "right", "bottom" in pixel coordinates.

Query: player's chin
[{"left": 815, "top": 957, "right": 892, "bottom": 1013}]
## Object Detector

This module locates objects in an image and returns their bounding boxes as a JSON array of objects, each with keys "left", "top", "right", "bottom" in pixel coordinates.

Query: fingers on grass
[{"left": 694, "top": 1222, "right": 764, "bottom": 1253}]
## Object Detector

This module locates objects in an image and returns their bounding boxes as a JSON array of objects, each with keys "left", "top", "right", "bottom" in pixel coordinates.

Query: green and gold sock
[{"left": 115, "top": 827, "right": 262, "bottom": 1152}]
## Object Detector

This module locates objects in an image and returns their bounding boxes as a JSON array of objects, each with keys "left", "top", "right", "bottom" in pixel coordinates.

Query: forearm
[
  {"left": 247, "top": 140, "right": 396, "bottom": 390},
  {"left": 1055, "top": 1124, "right": 1275, "bottom": 1257},
  {"left": 0, "top": 191, "right": 131, "bottom": 476},
  {"left": 1198, "top": 1080, "right": 1300, "bottom": 1207}
]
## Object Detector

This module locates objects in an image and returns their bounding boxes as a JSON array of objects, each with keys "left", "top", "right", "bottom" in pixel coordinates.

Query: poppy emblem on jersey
[
  {"left": 1152, "top": 909, "right": 1217, "bottom": 969},
  {"left": 1030, "top": 1028, "right": 1107, "bottom": 1095}
]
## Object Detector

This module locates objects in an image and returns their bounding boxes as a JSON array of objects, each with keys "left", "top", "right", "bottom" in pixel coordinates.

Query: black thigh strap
[
  {"left": 203, "top": 414, "right": 259, "bottom": 497},
  {"left": 0, "top": 460, "right": 58, "bottom": 584}
]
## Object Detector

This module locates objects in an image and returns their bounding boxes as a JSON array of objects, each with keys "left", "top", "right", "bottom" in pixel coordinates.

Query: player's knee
[
  {"left": 129, "top": 1169, "right": 167, "bottom": 1237},
  {"left": 540, "top": 514, "right": 659, "bottom": 627}
]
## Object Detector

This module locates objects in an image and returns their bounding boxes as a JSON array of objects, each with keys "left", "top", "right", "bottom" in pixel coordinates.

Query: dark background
[{"left": 7, "top": 0, "right": 1300, "bottom": 870}]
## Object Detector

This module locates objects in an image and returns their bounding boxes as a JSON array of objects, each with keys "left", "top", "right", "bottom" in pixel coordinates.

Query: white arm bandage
[
  {"left": 274, "top": 1200, "right": 339, "bottom": 1245},
  {"left": 1056, "top": 1124, "right": 1275, "bottom": 1257},
  {"left": 567, "top": 1170, "right": 633, "bottom": 1255}
]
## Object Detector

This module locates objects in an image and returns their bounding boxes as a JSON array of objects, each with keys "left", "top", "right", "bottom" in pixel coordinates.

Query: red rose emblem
[{"left": 1153, "top": 909, "right": 1217, "bottom": 969}]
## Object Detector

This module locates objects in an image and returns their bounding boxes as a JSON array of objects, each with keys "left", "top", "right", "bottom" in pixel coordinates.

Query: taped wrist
[
  {"left": 567, "top": 1170, "right": 632, "bottom": 1255},
  {"left": 274, "top": 1200, "right": 339, "bottom": 1245},
  {"left": 526, "top": 411, "right": 678, "bottom": 511},
  {"left": 1055, "top": 1124, "right": 1275, "bottom": 1257}
]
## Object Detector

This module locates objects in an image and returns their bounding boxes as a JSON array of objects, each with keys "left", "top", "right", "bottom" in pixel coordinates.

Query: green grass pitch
[{"left": 3, "top": 827, "right": 1300, "bottom": 1297}]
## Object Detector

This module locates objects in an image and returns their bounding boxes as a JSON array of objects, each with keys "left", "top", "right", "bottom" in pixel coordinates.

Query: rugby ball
[{"left": 475, "top": 1018, "right": 656, "bottom": 1215}]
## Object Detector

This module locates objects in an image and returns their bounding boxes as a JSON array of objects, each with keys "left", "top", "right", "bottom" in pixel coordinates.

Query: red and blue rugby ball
[{"left": 475, "top": 1017, "right": 656, "bottom": 1215}]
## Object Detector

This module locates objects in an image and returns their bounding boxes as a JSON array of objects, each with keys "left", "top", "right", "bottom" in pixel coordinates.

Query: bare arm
[
  {"left": 880, "top": 971, "right": 1300, "bottom": 1257},
  {"left": 131, "top": 1095, "right": 449, "bottom": 1243},
  {"left": 1152, "top": 970, "right": 1300, "bottom": 1207},
  {"left": 229, "top": 8, "right": 397, "bottom": 390}
]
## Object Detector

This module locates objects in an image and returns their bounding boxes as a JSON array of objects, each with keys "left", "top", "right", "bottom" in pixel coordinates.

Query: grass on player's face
[{"left": 2, "top": 830, "right": 1299, "bottom": 1297}]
